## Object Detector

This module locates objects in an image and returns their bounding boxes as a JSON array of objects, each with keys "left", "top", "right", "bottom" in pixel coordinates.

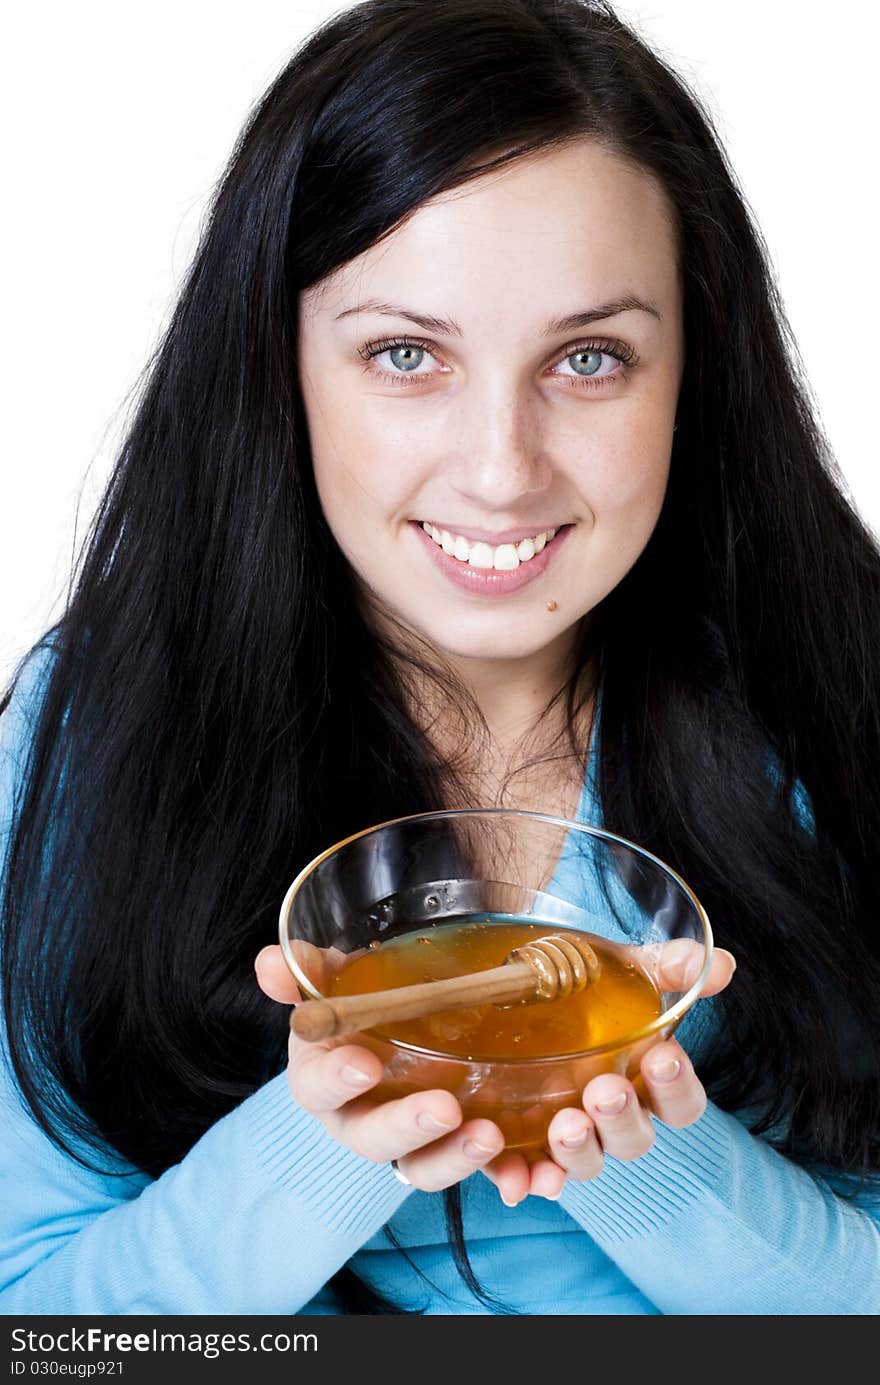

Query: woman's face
[{"left": 298, "top": 138, "right": 683, "bottom": 668}]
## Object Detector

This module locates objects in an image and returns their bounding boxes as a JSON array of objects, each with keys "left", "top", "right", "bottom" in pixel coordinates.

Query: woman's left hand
[{"left": 483, "top": 943, "right": 737, "bottom": 1207}]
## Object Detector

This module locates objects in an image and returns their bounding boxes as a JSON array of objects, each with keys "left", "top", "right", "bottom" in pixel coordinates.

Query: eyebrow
[{"left": 334, "top": 295, "right": 661, "bottom": 336}]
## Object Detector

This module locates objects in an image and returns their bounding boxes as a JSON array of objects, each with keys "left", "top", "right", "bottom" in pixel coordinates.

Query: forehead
[{"left": 301, "top": 139, "right": 680, "bottom": 330}]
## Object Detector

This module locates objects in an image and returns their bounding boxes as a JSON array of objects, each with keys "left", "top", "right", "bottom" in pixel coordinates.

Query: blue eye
[
  {"left": 554, "top": 347, "right": 627, "bottom": 382},
  {"left": 568, "top": 349, "right": 604, "bottom": 376},
  {"left": 358, "top": 337, "right": 436, "bottom": 381},
  {"left": 387, "top": 344, "right": 426, "bottom": 372}
]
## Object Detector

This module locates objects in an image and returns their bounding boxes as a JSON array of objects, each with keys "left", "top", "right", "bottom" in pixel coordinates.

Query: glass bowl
[{"left": 278, "top": 809, "right": 712, "bottom": 1151}]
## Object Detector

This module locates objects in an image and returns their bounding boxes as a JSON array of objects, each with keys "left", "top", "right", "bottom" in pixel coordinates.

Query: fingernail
[
  {"left": 463, "top": 1138, "right": 496, "bottom": 1160},
  {"left": 499, "top": 1191, "right": 522, "bottom": 1208},
  {"left": 340, "top": 1064, "right": 373, "bottom": 1087},
  {"left": 595, "top": 1092, "right": 628, "bottom": 1117},
  {"left": 560, "top": 1128, "right": 588, "bottom": 1149},
  {"left": 417, "top": 1111, "right": 457, "bottom": 1134},
  {"left": 555, "top": 1113, "right": 589, "bottom": 1148},
  {"left": 647, "top": 1057, "right": 681, "bottom": 1085}
]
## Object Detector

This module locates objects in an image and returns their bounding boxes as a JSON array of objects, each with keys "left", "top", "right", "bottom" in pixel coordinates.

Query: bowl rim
[{"left": 278, "top": 807, "right": 714, "bottom": 1064}]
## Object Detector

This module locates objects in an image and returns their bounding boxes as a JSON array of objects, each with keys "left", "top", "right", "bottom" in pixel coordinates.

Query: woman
[{"left": 1, "top": 0, "right": 878, "bottom": 1315}]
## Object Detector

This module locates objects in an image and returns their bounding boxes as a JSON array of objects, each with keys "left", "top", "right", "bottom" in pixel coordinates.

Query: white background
[{"left": 2, "top": 1, "right": 877, "bottom": 680}]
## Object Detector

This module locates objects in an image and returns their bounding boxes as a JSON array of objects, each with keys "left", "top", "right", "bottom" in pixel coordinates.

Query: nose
[{"left": 447, "top": 373, "right": 553, "bottom": 509}]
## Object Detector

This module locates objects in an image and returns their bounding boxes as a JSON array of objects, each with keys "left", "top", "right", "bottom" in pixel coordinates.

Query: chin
[{"left": 417, "top": 622, "right": 561, "bottom": 666}]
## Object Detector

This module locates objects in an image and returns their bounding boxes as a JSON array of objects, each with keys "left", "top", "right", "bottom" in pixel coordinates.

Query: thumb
[
  {"left": 255, "top": 944, "right": 303, "bottom": 1005},
  {"left": 654, "top": 938, "right": 736, "bottom": 998}
]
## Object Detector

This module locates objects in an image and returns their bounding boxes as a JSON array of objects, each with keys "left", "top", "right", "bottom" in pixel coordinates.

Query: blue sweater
[{"left": 1, "top": 646, "right": 878, "bottom": 1315}]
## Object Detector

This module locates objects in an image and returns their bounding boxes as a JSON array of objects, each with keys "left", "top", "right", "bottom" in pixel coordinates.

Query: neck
[
  {"left": 442, "top": 627, "right": 582, "bottom": 750},
  {"left": 386, "top": 618, "right": 596, "bottom": 807}
]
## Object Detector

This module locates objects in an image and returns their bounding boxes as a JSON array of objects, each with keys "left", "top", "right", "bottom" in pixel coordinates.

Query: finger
[
  {"left": 255, "top": 944, "right": 302, "bottom": 1004},
  {"left": 331, "top": 1087, "right": 465, "bottom": 1164},
  {"left": 546, "top": 1108, "right": 604, "bottom": 1182},
  {"left": 480, "top": 1150, "right": 533, "bottom": 1207},
  {"left": 482, "top": 1145, "right": 569, "bottom": 1204},
  {"left": 393, "top": 1119, "right": 505, "bottom": 1193},
  {"left": 699, "top": 946, "right": 736, "bottom": 997},
  {"left": 524, "top": 1156, "right": 568, "bottom": 1201},
  {"left": 288, "top": 1039, "right": 386, "bottom": 1113},
  {"left": 643, "top": 939, "right": 737, "bottom": 998},
  {"left": 640, "top": 1040, "right": 707, "bottom": 1128},
  {"left": 582, "top": 1076, "right": 655, "bottom": 1161}
]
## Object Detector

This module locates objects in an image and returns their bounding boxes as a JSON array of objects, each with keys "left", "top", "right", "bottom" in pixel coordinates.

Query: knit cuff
[
  {"left": 559, "top": 1100, "right": 735, "bottom": 1245},
  {"left": 244, "top": 1072, "right": 412, "bottom": 1239}
]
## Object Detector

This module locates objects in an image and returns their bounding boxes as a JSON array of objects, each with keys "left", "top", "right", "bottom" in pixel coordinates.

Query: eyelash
[{"left": 356, "top": 334, "right": 639, "bottom": 391}]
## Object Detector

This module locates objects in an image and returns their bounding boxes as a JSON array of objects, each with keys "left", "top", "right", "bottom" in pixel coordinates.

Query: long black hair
[{"left": 3, "top": 0, "right": 879, "bottom": 1315}]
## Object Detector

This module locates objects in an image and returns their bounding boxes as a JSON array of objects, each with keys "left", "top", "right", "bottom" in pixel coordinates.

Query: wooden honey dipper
[{"left": 291, "top": 932, "right": 601, "bottom": 1042}]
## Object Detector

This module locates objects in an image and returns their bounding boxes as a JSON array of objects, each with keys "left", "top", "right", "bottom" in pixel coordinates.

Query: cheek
[
  {"left": 308, "top": 386, "right": 428, "bottom": 520},
  {"left": 581, "top": 427, "right": 672, "bottom": 522}
]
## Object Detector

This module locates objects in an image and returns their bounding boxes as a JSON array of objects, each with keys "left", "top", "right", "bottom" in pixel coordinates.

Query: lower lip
[{"left": 411, "top": 522, "right": 572, "bottom": 597}]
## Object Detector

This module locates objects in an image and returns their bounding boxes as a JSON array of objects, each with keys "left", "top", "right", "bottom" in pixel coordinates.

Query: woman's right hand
[{"left": 254, "top": 945, "right": 511, "bottom": 1193}]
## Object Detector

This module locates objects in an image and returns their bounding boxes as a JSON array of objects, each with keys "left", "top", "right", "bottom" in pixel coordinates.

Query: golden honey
[{"left": 327, "top": 918, "right": 662, "bottom": 1058}]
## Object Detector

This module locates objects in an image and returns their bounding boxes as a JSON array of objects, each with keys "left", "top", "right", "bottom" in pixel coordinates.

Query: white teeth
[
  {"left": 421, "top": 521, "right": 563, "bottom": 569},
  {"left": 493, "top": 543, "right": 520, "bottom": 571},
  {"left": 468, "top": 542, "right": 495, "bottom": 569}
]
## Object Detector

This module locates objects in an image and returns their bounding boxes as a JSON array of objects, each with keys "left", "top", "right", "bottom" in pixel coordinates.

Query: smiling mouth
[{"left": 419, "top": 521, "right": 566, "bottom": 571}]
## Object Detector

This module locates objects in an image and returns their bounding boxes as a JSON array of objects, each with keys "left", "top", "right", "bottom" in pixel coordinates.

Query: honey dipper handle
[{"left": 291, "top": 961, "right": 538, "bottom": 1042}]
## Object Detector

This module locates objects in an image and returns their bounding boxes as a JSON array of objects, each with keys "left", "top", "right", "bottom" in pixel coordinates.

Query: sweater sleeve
[
  {"left": 0, "top": 645, "right": 411, "bottom": 1314},
  {"left": 557, "top": 1101, "right": 880, "bottom": 1315},
  {"left": 0, "top": 1066, "right": 410, "bottom": 1314}
]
